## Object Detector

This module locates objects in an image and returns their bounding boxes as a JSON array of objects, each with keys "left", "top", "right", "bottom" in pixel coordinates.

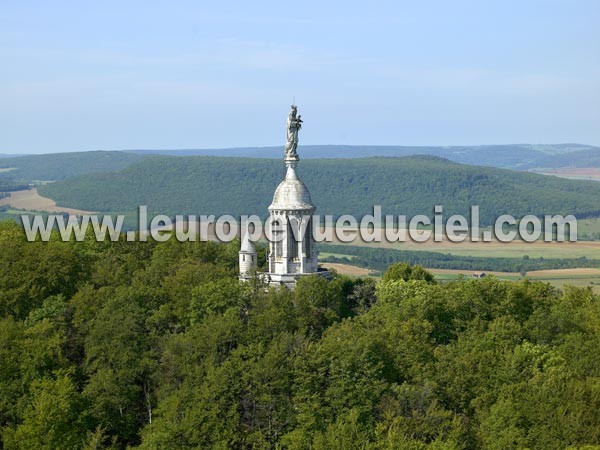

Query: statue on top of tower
[{"left": 284, "top": 105, "right": 303, "bottom": 159}]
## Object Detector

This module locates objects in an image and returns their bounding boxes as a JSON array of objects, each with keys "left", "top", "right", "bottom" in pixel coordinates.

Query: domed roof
[{"left": 269, "top": 163, "right": 315, "bottom": 211}]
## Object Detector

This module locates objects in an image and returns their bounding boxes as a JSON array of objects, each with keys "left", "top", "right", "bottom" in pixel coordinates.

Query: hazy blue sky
[{"left": 1, "top": 1, "right": 599, "bottom": 153}]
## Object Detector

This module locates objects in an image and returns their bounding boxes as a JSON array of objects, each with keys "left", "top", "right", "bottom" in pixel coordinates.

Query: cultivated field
[
  {"left": 537, "top": 168, "right": 600, "bottom": 181},
  {"left": 0, "top": 188, "right": 94, "bottom": 215},
  {"left": 321, "top": 262, "right": 372, "bottom": 276},
  {"left": 320, "top": 226, "right": 600, "bottom": 259}
]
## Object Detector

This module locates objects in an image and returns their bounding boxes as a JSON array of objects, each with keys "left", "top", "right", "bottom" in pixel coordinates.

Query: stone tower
[
  {"left": 238, "top": 229, "right": 257, "bottom": 280},
  {"left": 266, "top": 157, "right": 318, "bottom": 286},
  {"left": 239, "top": 104, "right": 327, "bottom": 288}
]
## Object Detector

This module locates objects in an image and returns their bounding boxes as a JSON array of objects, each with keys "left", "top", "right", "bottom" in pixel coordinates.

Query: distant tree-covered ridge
[
  {"left": 0, "top": 150, "right": 144, "bottom": 181},
  {"left": 131, "top": 143, "right": 600, "bottom": 169},
  {"left": 39, "top": 155, "right": 600, "bottom": 226},
  {"left": 2, "top": 144, "right": 599, "bottom": 184},
  {"left": 1, "top": 220, "right": 600, "bottom": 449}
]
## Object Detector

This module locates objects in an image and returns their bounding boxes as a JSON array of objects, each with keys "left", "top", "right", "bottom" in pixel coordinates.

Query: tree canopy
[{"left": 0, "top": 220, "right": 599, "bottom": 449}]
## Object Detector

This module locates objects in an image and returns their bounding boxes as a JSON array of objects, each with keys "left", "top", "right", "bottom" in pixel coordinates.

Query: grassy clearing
[{"left": 579, "top": 217, "right": 600, "bottom": 235}]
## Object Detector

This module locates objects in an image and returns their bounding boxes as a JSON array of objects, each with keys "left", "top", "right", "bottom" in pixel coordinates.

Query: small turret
[{"left": 239, "top": 230, "right": 257, "bottom": 279}]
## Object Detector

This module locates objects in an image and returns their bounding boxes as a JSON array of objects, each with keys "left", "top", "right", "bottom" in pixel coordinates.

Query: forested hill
[
  {"left": 539, "top": 148, "right": 600, "bottom": 169},
  {"left": 131, "top": 143, "right": 600, "bottom": 170},
  {"left": 1, "top": 144, "right": 599, "bottom": 182},
  {"left": 39, "top": 155, "right": 600, "bottom": 225},
  {"left": 0, "top": 151, "right": 144, "bottom": 181}
]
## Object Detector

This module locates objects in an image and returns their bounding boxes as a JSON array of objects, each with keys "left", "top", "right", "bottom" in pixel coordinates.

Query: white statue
[{"left": 284, "top": 105, "right": 303, "bottom": 158}]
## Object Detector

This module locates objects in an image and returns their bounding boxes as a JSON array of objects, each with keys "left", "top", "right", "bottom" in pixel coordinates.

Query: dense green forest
[
  {"left": 0, "top": 151, "right": 144, "bottom": 181},
  {"left": 39, "top": 155, "right": 600, "bottom": 226},
  {"left": 319, "top": 244, "right": 600, "bottom": 273},
  {"left": 1, "top": 220, "right": 599, "bottom": 449}
]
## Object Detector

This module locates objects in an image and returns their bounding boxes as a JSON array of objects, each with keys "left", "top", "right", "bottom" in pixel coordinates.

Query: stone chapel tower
[{"left": 239, "top": 105, "right": 325, "bottom": 288}]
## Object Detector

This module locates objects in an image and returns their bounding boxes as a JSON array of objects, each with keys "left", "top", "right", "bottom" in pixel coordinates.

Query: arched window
[
  {"left": 304, "top": 217, "right": 312, "bottom": 256},
  {"left": 288, "top": 218, "right": 298, "bottom": 259}
]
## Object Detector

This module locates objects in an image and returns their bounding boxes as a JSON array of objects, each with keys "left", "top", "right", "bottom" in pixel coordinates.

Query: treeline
[
  {"left": 39, "top": 155, "right": 600, "bottom": 226},
  {"left": 55, "top": 143, "right": 600, "bottom": 170},
  {"left": 0, "top": 151, "right": 144, "bottom": 181},
  {"left": 0, "top": 179, "right": 29, "bottom": 192},
  {"left": 1, "top": 221, "right": 600, "bottom": 449},
  {"left": 131, "top": 144, "right": 600, "bottom": 170},
  {"left": 0, "top": 178, "right": 29, "bottom": 203},
  {"left": 319, "top": 244, "right": 600, "bottom": 273},
  {"left": 539, "top": 147, "right": 600, "bottom": 169}
]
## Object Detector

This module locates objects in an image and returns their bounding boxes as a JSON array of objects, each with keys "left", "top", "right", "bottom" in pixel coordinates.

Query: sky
[{"left": 1, "top": 1, "right": 599, "bottom": 154}]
